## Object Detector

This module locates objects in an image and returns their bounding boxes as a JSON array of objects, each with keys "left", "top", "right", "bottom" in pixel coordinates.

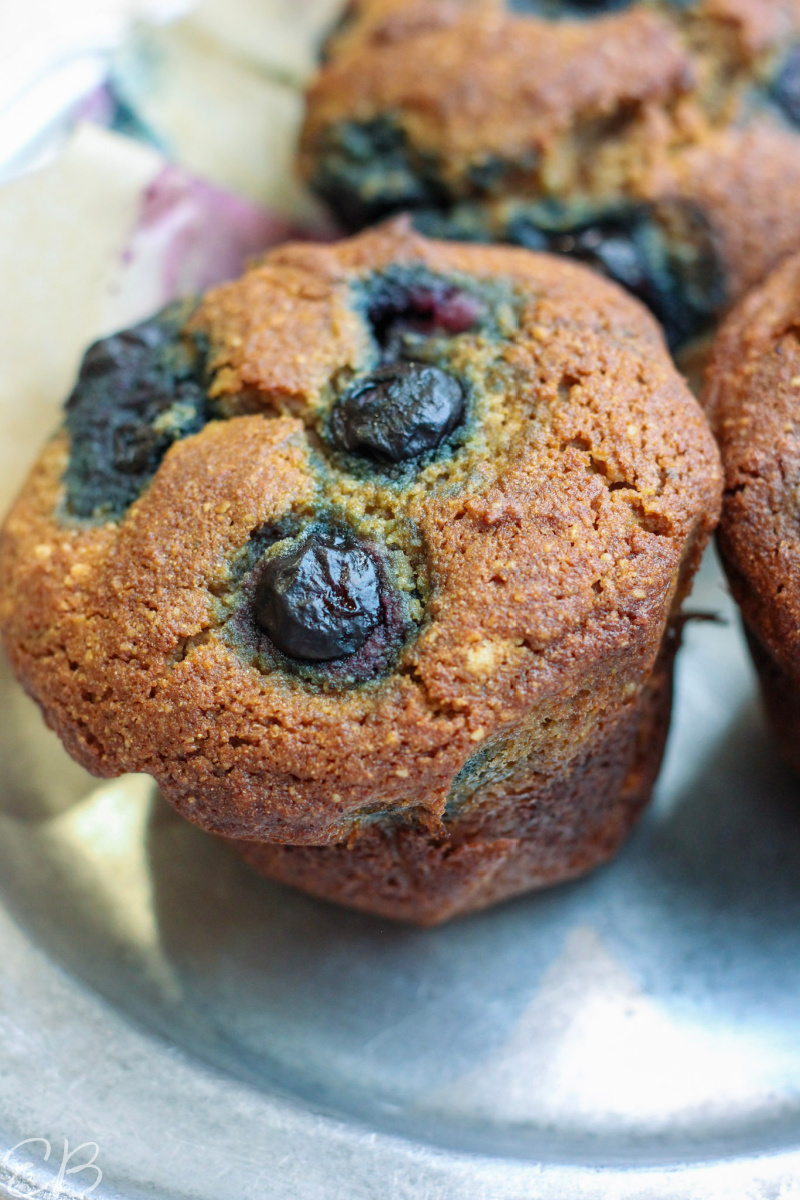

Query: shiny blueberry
[
  {"left": 254, "top": 531, "right": 382, "bottom": 661},
  {"left": 330, "top": 363, "right": 465, "bottom": 463},
  {"left": 553, "top": 223, "right": 652, "bottom": 296},
  {"left": 773, "top": 46, "right": 800, "bottom": 126}
]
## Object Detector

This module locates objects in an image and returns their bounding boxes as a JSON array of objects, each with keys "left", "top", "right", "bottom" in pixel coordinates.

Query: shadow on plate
[
  {"left": 2, "top": 674, "right": 800, "bottom": 1164},
  {"left": 135, "top": 697, "right": 800, "bottom": 1160}
]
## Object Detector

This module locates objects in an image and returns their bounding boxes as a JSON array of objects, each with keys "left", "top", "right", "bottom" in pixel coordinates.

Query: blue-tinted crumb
[
  {"left": 507, "top": 0, "right": 635, "bottom": 15},
  {"left": 444, "top": 735, "right": 508, "bottom": 819},
  {"left": 309, "top": 117, "right": 447, "bottom": 231},
  {"left": 414, "top": 201, "right": 725, "bottom": 351},
  {"left": 63, "top": 302, "right": 209, "bottom": 520},
  {"left": 772, "top": 45, "right": 800, "bottom": 126},
  {"left": 318, "top": 265, "right": 519, "bottom": 478}
]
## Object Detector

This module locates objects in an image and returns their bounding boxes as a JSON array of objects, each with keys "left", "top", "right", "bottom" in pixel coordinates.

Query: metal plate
[
  {"left": 3, "top": 8, "right": 800, "bottom": 1195},
  {"left": 2, "top": 543, "right": 800, "bottom": 1199}
]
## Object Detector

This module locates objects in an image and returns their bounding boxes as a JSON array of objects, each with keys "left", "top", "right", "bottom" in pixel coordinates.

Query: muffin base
[
  {"left": 744, "top": 627, "right": 800, "bottom": 778},
  {"left": 229, "top": 636, "right": 676, "bottom": 925}
]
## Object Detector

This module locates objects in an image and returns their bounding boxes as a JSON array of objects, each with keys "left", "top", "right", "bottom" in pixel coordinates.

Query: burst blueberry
[
  {"left": 330, "top": 363, "right": 465, "bottom": 463},
  {"left": 254, "top": 531, "right": 382, "bottom": 662},
  {"left": 63, "top": 305, "right": 208, "bottom": 519},
  {"left": 367, "top": 278, "right": 483, "bottom": 362}
]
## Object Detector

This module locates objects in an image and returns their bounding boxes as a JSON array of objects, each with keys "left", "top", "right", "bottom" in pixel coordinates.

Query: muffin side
[
  {"left": 704, "top": 251, "right": 800, "bottom": 773},
  {"left": 0, "top": 220, "right": 721, "bottom": 917}
]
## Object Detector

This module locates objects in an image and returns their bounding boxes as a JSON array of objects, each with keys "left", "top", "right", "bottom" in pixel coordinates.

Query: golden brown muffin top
[{"left": 0, "top": 221, "right": 721, "bottom": 844}]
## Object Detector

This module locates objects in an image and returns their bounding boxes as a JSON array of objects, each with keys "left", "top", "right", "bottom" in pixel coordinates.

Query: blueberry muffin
[
  {"left": 300, "top": 0, "right": 800, "bottom": 354},
  {"left": 704, "top": 252, "right": 800, "bottom": 776},
  {"left": 0, "top": 220, "right": 721, "bottom": 923}
]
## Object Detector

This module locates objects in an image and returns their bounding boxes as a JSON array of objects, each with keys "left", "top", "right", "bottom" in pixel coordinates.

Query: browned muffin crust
[
  {"left": 0, "top": 221, "right": 720, "bottom": 918},
  {"left": 704, "top": 252, "right": 800, "bottom": 774}
]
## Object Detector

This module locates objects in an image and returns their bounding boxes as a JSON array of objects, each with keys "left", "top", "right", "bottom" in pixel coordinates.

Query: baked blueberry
[
  {"left": 507, "top": 0, "right": 634, "bottom": 14},
  {"left": 329, "top": 363, "right": 464, "bottom": 462},
  {"left": 773, "top": 46, "right": 800, "bottom": 127},
  {"left": 254, "top": 531, "right": 381, "bottom": 661},
  {"left": 310, "top": 118, "right": 445, "bottom": 232},
  {"left": 367, "top": 276, "right": 483, "bottom": 361},
  {"left": 64, "top": 304, "right": 208, "bottom": 519},
  {"left": 507, "top": 205, "right": 724, "bottom": 350}
]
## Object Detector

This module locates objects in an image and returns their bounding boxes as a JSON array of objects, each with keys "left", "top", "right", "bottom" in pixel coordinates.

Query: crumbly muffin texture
[
  {"left": 704, "top": 251, "right": 800, "bottom": 775},
  {"left": 301, "top": 0, "right": 800, "bottom": 351},
  {"left": 0, "top": 221, "right": 721, "bottom": 920}
]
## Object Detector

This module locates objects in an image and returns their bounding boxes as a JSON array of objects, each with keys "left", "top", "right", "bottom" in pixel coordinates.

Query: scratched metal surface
[{"left": 3, "top": 18, "right": 800, "bottom": 1200}]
